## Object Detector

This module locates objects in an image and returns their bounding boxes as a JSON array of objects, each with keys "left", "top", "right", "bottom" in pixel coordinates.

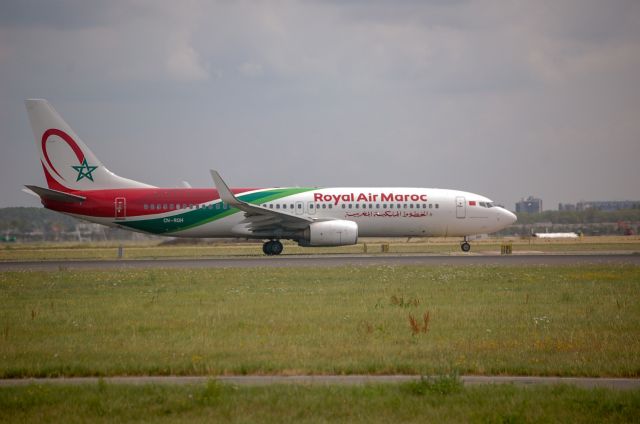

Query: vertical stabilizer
[{"left": 25, "top": 99, "right": 153, "bottom": 192}]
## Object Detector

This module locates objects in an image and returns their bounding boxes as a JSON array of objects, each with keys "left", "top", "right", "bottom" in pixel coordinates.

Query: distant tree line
[
  {"left": 0, "top": 207, "right": 153, "bottom": 241},
  {"left": 514, "top": 209, "right": 640, "bottom": 225},
  {"left": 499, "top": 209, "right": 640, "bottom": 236},
  {"left": 0, "top": 207, "right": 79, "bottom": 234}
]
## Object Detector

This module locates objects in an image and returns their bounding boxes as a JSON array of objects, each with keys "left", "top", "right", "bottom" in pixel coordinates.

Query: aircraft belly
[{"left": 171, "top": 213, "right": 245, "bottom": 238}]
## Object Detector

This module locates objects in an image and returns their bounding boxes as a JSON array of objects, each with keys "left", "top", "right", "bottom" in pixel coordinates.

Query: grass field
[
  {"left": 1, "top": 265, "right": 639, "bottom": 378},
  {"left": 1, "top": 236, "right": 639, "bottom": 261},
  {"left": 1, "top": 379, "right": 639, "bottom": 423}
]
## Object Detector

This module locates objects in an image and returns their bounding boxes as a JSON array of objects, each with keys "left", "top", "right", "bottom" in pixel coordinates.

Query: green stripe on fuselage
[{"left": 116, "top": 187, "right": 314, "bottom": 235}]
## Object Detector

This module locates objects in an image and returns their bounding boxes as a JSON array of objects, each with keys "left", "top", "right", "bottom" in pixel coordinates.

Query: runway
[
  {"left": 1, "top": 375, "right": 638, "bottom": 390},
  {"left": 1, "top": 253, "right": 639, "bottom": 271}
]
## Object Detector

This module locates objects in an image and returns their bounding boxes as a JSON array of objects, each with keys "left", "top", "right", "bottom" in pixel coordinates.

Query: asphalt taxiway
[{"left": 0, "top": 253, "right": 639, "bottom": 271}]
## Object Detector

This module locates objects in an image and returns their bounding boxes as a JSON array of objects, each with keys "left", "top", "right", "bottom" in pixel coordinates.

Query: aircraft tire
[
  {"left": 263, "top": 240, "right": 284, "bottom": 255},
  {"left": 461, "top": 242, "right": 471, "bottom": 252},
  {"left": 271, "top": 240, "right": 284, "bottom": 255}
]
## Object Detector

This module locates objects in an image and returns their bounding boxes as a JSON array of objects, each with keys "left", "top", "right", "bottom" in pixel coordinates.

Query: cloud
[
  {"left": 166, "top": 32, "right": 209, "bottom": 81},
  {"left": 238, "top": 62, "right": 264, "bottom": 77},
  {"left": 1, "top": 0, "right": 639, "bottom": 209}
]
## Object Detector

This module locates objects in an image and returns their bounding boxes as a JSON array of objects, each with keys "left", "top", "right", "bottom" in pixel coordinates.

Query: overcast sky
[{"left": 1, "top": 0, "right": 639, "bottom": 210}]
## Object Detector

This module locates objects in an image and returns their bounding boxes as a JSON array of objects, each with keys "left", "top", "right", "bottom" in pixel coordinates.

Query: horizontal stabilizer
[
  {"left": 22, "top": 187, "right": 39, "bottom": 197},
  {"left": 24, "top": 185, "right": 86, "bottom": 203}
]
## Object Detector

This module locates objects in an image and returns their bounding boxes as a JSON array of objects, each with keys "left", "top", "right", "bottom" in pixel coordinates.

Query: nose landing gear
[
  {"left": 263, "top": 240, "right": 284, "bottom": 256},
  {"left": 460, "top": 237, "right": 471, "bottom": 252}
]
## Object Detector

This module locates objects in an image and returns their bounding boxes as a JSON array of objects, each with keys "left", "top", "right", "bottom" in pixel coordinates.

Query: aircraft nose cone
[{"left": 503, "top": 209, "right": 517, "bottom": 225}]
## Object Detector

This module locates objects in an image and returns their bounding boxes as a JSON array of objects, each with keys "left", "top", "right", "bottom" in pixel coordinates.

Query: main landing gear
[
  {"left": 461, "top": 236, "right": 471, "bottom": 252},
  {"left": 263, "top": 240, "right": 284, "bottom": 256}
]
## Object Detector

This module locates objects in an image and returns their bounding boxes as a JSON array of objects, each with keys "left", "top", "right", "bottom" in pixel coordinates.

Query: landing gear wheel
[
  {"left": 461, "top": 242, "right": 471, "bottom": 252},
  {"left": 271, "top": 240, "right": 283, "bottom": 255},
  {"left": 262, "top": 240, "right": 284, "bottom": 256}
]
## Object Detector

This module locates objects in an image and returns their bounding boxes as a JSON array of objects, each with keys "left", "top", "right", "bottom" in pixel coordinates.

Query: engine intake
[{"left": 299, "top": 220, "right": 358, "bottom": 247}]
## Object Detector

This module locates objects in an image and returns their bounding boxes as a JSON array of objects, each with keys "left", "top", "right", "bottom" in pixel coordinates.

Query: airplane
[{"left": 24, "top": 99, "right": 517, "bottom": 255}]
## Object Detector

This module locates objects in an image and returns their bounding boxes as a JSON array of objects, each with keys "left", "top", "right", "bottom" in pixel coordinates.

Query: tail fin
[{"left": 25, "top": 99, "right": 153, "bottom": 192}]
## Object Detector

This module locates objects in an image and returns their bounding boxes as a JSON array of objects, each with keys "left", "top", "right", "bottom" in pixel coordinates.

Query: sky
[{"left": 1, "top": 0, "right": 639, "bottom": 211}]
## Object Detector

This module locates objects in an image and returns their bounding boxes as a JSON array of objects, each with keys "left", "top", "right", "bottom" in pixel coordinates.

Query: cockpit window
[{"left": 479, "top": 202, "right": 486, "bottom": 207}]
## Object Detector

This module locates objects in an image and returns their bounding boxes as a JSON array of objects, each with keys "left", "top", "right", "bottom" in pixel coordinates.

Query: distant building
[
  {"left": 576, "top": 200, "right": 640, "bottom": 211},
  {"left": 516, "top": 196, "right": 543, "bottom": 214},
  {"left": 559, "top": 200, "right": 640, "bottom": 212},
  {"left": 558, "top": 203, "right": 576, "bottom": 211}
]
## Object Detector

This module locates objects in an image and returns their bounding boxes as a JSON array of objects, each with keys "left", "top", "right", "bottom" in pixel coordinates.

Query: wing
[{"left": 210, "top": 170, "right": 314, "bottom": 235}]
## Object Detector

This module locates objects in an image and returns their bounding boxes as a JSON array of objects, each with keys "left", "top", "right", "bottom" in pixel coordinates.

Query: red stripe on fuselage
[{"left": 41, "top": 187, "right": 260, "bottom": 217}]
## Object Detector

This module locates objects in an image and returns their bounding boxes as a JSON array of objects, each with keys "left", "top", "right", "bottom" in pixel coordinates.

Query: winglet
[
  {"left": 209, "top": 170, "right": 314, "bottom": 226},
  {"left": 210, "top": 170, "right": 242, "bottom": 207}
]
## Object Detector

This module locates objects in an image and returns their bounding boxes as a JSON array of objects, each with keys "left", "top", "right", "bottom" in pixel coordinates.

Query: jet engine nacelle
[{"left": 299, "top": 220, "right": 358, "bottom": 247}]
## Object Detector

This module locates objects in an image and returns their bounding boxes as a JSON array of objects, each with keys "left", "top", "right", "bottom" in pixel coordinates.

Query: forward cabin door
[
  {"left": 455, "top": 196, "right": 466, "bottom": 219},
  {"left": 115, "top": 197, "right": 126, "bottom": 220}
]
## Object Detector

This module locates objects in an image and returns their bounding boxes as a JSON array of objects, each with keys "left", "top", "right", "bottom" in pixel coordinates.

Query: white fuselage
[{"left": 61, "top": 186, "right": 516, "bottom": 239}]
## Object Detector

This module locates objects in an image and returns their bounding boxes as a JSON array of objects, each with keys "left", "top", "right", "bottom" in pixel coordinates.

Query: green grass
[
  {"left": 1, "top": 236, "right": 639, "bottom": 260},
  {"left": 1, "top": 265, "right": 639, "bottom": 378},
  {"left": 1, "top": 380, "right": 639, "bottom": 423}
]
